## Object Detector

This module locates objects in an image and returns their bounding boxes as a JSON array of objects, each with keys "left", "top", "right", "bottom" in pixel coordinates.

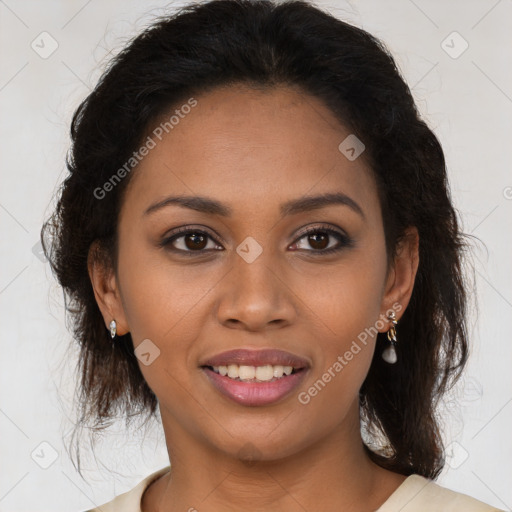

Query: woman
[{"left": 41, "top": 0, "right": 503, "bottom": 510}]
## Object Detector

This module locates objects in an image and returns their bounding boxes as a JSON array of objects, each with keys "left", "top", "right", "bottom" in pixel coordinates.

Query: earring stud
[
  {"left": 109, "top": 320, "right": 117, "bottom": 339},
  {"left": 382, "top": 311, "right": 398, "bottom": 364}
]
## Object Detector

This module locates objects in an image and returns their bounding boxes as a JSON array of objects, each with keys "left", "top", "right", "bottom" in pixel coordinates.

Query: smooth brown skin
[{"left": 89, "top": 84, "right": 419, "bottom": 511}]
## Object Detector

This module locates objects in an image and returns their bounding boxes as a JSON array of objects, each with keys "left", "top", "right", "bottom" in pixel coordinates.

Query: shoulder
[
  {"left": 83, "top": 466, "right": 170, "bottom": 512},
  {"left": 377, "top": 474, "right": 505, "bottom": 512}
]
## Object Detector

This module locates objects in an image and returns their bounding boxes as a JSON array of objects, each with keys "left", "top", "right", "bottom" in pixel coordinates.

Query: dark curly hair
[{"left": 42, "top": 0, "right": 469, "bottom": 479}]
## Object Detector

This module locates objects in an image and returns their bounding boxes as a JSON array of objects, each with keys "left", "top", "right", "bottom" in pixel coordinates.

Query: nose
[{"left": 215, "top": 250, "right": 297, "bottom": 332}]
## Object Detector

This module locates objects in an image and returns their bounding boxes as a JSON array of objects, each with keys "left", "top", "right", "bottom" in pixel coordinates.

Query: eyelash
[{"left": 159, "top": 224, "right": 353, "bottom": 256}]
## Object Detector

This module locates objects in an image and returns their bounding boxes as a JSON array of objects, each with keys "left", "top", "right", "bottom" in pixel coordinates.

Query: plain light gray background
[{"left": 0, "top": 0, "right": 511, "bottom": 510}]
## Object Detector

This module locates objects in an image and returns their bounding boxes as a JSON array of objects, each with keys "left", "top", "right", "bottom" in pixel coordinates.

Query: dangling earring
[
  {"left": 109, "top": 319, "right": 117, "bottom": 339},
  {"left": 382, "top": 311, "right": 398, "bottom": 364}
]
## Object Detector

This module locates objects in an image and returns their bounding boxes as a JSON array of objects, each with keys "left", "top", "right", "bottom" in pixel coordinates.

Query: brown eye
[
  {"left": 291, "top": 226, "right": 353, "bottom": 255},
  {"left": 161, "top": 228, "right": 222, "bottom": 253},
  {"left": 183, "top": 232, "right": 208, "bottom": 250},
  {"left": 306, "top": 232, "right": 330, "bottom": 250}
]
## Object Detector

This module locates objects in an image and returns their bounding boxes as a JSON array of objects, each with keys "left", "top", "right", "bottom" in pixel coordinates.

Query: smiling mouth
[
  {"left": 198, "top": 348, "right": 310, "bottom": 405},
  {"left": 200, "top": 364, "right": 309, "bottom": 407}
]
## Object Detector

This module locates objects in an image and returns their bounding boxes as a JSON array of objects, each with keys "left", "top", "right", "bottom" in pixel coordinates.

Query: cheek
[
  {"left": 292, "top": 248, "right": 387, "bottom": 337},
  {"left": 291, "top": 248, "right": 387, "bottom": 404},
  {"left": 294, "top": 285, "right": 379, "bottom": 435},
  {"left": 115, "top": 241, "right": 220, "bottom": 393},
  {"left": 116, "top": 238, "right": 219, "bottom": 341}
]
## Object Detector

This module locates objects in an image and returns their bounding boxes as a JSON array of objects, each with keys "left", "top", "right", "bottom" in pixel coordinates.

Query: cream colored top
[{"left": 85, "top": 465, "right": 504, "bottom": 512}]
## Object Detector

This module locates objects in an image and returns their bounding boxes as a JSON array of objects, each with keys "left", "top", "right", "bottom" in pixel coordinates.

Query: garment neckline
[
  {"left": 376, "top": 474, "right": 432, "bottom": 511},
  {"left": 139, "top": 467, "right": 423, "bottom": 511}
]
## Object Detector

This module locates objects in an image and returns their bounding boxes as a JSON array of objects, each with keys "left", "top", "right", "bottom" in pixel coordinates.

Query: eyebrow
[{"left": 143, "top": 192, "right": 365, "bottom": 220}]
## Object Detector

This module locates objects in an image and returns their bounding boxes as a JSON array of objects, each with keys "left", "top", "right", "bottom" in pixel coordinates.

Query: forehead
[{"left": 121, "top": 84, "right": 379, "bottom": 221}]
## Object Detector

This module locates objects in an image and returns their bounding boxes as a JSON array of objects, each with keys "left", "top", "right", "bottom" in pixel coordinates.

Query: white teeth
[
  {"left": 211, "top": 364, "right": 296, "bottom": 381},
  {"left": 255, "top": 365, "right": 274, "bottom": 381},
  {"left": 273, "top": 365, "right": 284, "bottom": 377},
  {"left": 239, "top": 365, "right": 256, "bottom": 380},
  {"left": 227, "top": 364, "right": 238, "bottom": 379}
]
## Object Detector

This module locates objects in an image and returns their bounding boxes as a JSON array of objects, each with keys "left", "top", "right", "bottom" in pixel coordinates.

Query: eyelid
[
  {"left": 162, "top": 224, "right": 225, "bottom": 244},
  {"left": 293, "top": 222, "right": 349, "bottom": 240}
]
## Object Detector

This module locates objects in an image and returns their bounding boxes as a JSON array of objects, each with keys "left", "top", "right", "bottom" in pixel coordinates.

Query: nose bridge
[{"left": 216, "top": 241, "right": 295, "bottom": 329}]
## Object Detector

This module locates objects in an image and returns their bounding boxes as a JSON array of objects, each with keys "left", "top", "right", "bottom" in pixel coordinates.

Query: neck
[{"left": 145, "top": 400, "right": 405, "bottom": 512}]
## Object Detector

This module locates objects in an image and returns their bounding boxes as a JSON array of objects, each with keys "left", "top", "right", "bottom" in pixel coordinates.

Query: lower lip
[{"left": 201, "top": 367, "right": 309, "bottom": 406}]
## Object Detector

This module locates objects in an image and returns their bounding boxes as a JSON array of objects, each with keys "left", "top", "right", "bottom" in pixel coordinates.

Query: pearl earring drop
[
  {"left": 382, "top": 311, "right": 398, "bottom": 364},
  {"left": 109, "top": 320, "right": 117, "bottom": 339}
]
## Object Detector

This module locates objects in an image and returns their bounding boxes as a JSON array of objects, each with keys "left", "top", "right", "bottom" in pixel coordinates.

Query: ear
[
  {"left": 87, "top": 240, "right": 129, "bottom": 336},
  {"left": 378, "top": 226, "right": 419, "bottom": 330}
]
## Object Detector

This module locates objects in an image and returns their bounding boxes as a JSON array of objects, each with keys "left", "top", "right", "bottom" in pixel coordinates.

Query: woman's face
[{"left": 96, "top": 84, "right": 415, "bottom": 461}]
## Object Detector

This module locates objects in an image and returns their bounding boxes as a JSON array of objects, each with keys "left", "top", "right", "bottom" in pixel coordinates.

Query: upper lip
[{"left": 200, "top": 349, "right": 310, "bottom": 369}]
